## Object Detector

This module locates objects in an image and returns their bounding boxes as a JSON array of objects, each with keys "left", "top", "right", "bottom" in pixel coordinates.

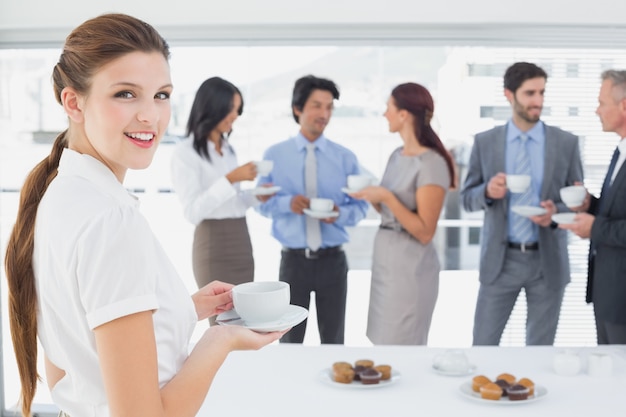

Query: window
[{"left": 2, "top": 43, "right": 625, "bottom": 416}]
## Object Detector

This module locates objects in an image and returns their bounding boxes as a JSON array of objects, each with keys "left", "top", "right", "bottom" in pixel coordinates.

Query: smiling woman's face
[{"left": 67, "top": 51, "right": 173, "bottom": 182}]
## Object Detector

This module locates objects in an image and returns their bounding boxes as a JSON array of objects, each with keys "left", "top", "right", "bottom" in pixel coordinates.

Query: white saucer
[
  {"left": 245, "top": 185, "right": 281, "bottom": 196},
  {"left": 341, "top": 187, "right": 362, "bottom": 194},
  {"left": 215, "top": 305, "right": 308, "bottom": 332},
  {"left": 459, "top": 381, "right": 548, "bottom": 405},
  {"left": 511, "top": 205, "right": 547, "bottom": 217},
  {"left": 552, "top": 212, "right": 577, "bottom": 225},
  {"left": 319, "top": 368, "right": 401, "bottom": 389},
  {"left": 303, "top": 208, "right": 339, "bottom": 219},
  {"left": 432, "top": 364, "right": 477, "bottom": 377}
]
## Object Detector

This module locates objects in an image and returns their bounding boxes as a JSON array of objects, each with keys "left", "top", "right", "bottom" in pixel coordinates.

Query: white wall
[
  {"left": 2, "top": 0, "right": 626, "bottom": 48},
  {"left": 2, "top": 0, "right": 625, "bottom": 27}
]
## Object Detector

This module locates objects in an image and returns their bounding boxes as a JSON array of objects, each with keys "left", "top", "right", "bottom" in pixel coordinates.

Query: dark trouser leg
[
  {"left": 314, "top": 251, "right": 348, "bottom": 344},
  {"left": 279, "top": 251, "right": 313, "bottom": 343}
]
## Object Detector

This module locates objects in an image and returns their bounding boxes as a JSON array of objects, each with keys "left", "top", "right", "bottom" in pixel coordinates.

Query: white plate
[
  {"left": 215, "top": 304, "right": 308, "bottom": 332},
  {"left": 245, "top": 185, "right": 281, "bottom": 196},
  {"left": 319, "top": 368, "right": 401, "bottom": 389},
  {"left": 511, "top": 205, "right": 547, "bottom": 217},
  {"left": 459, "top": 381, "right": 547, "bottom": 405},
  {"left": 303, "top": 208, "right": 339, "bottom": 219},
  {"left": 341, "top": 187, "right": 362, "bottom": 194},
  {"left": 552, "top": 212, "right": 577, "bottom": 225},
  {"left": 432, "top": 364, "right": 477, "bottom": 377}
]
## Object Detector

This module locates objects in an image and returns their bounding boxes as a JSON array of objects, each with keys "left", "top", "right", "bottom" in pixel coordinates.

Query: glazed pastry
[
  {"left": 374, "top": 365, "right": 392, "bottom": 380},
  {"left": 352, "top": 365, "right": 367, "bottom": 380},
  {"left": 496, "top": 373, "right": 516, "bottom": 385},
  {"left": 332, "top": 361, "right": 353, "bottom": 372},
  {"left": 494, "top": 379, "right": 511, "bottom": 396},
  {"left": 355, "top": 359, "right": 374, "bottom": 368},
  {"left": 506, "top": 384, "right": 530, "bottom": 400},
  {"left": 517, "top": 377, "right": 535, "bottom": 396},
  {"left": 471, "top": 375, "right": 491, "bottom": 392},
  {"left": 333, "top": 367, "right": 355, "bottom": 384},
  {"left": 479, "top": 382, "right": 503, "bottom": 401},
  {"left": 359, "top": 368, "right": 382, "bottom": 385}
]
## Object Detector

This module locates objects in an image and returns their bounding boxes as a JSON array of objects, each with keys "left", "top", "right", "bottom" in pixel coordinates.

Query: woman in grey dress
[{"left": 351, "top": 83, "right": 456, "bottom": 345}]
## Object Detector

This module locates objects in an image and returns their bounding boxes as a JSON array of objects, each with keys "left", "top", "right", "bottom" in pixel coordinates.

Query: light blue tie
[
  {"left": 305, "top": 143, "right": 321, "bottom": 250},
  {"left": 511, "top": 134, "right": 534, "bottom": 243}
]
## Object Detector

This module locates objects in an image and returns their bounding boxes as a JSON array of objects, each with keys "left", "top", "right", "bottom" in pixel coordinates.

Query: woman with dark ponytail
[
  {"left": 4, "top": 13, "right": 283, "bottom": 417},
  {"left": 351, "top": 82, "right": 455, "bottom": 345}
]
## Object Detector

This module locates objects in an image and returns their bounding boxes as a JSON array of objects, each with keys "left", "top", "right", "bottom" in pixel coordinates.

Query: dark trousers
[
  {"left": 279, "top": 248, "right": 348, "bottom": 344},
  {"left": 595, "top": 313, "right": 626, "bottom": 344}
]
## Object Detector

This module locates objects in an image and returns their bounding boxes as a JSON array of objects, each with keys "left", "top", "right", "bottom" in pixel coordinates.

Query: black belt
[
  {"left": 282, "top": 246, "right": 343, "bottom": 259},
  {"left": 508, "top": 242, "right": 539, "bottom": 252}
]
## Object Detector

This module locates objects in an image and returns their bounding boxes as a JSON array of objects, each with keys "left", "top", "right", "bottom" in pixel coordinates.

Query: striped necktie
[
  {"left": 305, "top": 143, "right": 321, "bottom": 251},
  {"left": 510, "top": 134, "right": 534, "bottom": 243}
]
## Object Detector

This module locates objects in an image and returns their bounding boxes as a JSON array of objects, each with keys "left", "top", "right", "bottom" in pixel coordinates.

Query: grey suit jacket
[
  {"left": 587, "top": 152, "right": 626, "bottom": 324},
  {"left": 461, "top": 124, "right": 583, "bottom": 290}
]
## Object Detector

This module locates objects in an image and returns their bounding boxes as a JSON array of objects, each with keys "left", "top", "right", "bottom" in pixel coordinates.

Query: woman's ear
[{"left": 61, "top": 87, "right": 84, "bottom": 123}]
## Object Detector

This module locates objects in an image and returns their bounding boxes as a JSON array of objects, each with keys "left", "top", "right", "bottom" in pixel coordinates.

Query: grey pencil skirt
[{"left": 192, "top": 217, "right": 254, "bottom": 324}]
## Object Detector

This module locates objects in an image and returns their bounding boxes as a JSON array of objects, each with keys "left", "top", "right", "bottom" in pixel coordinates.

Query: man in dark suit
[
  {"left": 560, "top": 69, "right": 626, "bottom": 344},
  {"left": 462, "top": 62, "right": 584, "bottom": 345}
]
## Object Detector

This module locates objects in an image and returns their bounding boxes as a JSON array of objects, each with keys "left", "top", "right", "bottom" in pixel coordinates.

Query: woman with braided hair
[
  {"left": 4, "top": 13, "right": 283, "bottom": 417},
  {"left": 351, "top": 82, "right": 456, "bottom": 345}
]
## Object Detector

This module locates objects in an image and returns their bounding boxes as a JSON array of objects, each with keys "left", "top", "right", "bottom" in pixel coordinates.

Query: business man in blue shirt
[
  {"left": 461, "top": 62, "right": 583, "bottom": 345},
  {"left": 257, "top": 75, "right": 368, "bottom": 344}
]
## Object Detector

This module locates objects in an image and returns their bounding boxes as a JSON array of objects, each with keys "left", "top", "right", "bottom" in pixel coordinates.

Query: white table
[{"left": 198, "top": 344, "right": 626, "bottom": 416}]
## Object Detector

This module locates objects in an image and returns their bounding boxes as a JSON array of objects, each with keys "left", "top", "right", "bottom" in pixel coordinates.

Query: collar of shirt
[
  {"left": 57, "top": 148, "right": 139, "bottom": 208},
  {"left": 294, "top": 132, "right": 329, "bottom": 153},
  {"left": 610, "top": 138, "right": 626, "bottom": 183},
  {"left": 506, "top": 119, "right": 546, "bottom": 145}
]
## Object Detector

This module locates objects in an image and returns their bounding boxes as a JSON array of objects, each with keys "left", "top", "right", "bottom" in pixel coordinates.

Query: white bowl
[
  {"left": 310, "top": 198, "right": 334, "bottom": 212},
  {"left": 560, "top": 185, "right": 586, "bottom": 207},
  {"left": 232, "top": 281, "right": 290, "bottom": 325},
  {"left": 507, "top": 175, "right": 531, "bottom": 193},
  {"left": 346, "top": 174, "right": 371, "bottom": 191}
]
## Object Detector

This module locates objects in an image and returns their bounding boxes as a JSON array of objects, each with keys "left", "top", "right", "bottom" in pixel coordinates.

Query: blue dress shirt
[
  {"left": 505, "top": 120, "right": 545, "bottom": 243},
  {"left": 256, "top": 133, "right": 369, "bottom": 249}
]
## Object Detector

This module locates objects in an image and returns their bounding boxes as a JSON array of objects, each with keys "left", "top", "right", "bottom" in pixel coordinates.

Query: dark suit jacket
[
  {"left": 587, "top": 153, "right": 626, "bottom": 324},
  {"left": 461, "top": 124, "right": 583, "bottom": 290}
]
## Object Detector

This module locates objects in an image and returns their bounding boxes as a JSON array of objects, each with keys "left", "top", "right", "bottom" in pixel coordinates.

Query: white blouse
[
  {"left": 170, "top": 138, "right": 258, "bottom": 225},
  {"left": 34, "top": 149, "right": 197, "bottom": 417}
]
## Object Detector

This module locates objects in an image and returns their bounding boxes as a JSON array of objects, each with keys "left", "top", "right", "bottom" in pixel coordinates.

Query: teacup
[
  {"left": 433, "top": 349, "right": 470, "bottom": 373},
  {"left": 232, "top": 281, "right": 290, "bottom": 325},
  {"left": 588, "top": 353, "right": 613, "bottom": 377},
  {"left": 560, "top": 185, "right": 586, "bottom": 208},
  {"left": 310, "top": 198, "right": 334, "bottom": 212},
  {"left": 347, "top": 174, "right": 371, "bottom": 191},
  {"left": 507, "top": 174, "right": 531, "bottom": 193},
  {"left": 254, "top": 160, "right": 274, "bottom": 176},
  {"left": 553, "top": 350, "right": 581, "bottom": 376}
]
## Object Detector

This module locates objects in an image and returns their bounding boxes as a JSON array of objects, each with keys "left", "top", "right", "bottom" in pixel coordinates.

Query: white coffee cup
[
  {"left": 588, "top": 353, "right": 613, "bottom": 377},
  {"left": 553, "top": 350, "right": 581, "bottom": 376},
  {"left": 232, "top": 281, "right": 290, "bottom": 325},
  {"left": 254, "top": 160, "right": 274, "bottom": 176},
  {"left": 507, "top": 174, "right": 531, "bottom": 193},
  {"left": 560, "top": 185, "right": 586, "bottom": 208},
  {"left": 347, "top": 174, "right": 371, "bottom": 191},
  {"left": 310, "top": 198, "right": 334, "bottom": 212},
  {"left": 433, "top": 349, "right": 470, "bottom": 373}
]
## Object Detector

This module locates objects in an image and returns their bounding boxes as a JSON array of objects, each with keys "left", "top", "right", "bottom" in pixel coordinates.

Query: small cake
[
  {"left": 496, "top": 373, "right": 516, "bottom": 385},
  {"left": 506, "top": 384, "right": 530, "bottom": 400},
  {"left": 359, "top": 367, "right": 382, "bottom": 385},
  {"left": 332, "top": 361, "right": 353, "bottom": 372},
  {"left": 333, "top": 367, "right": 355, "bottom": 384},
  {"left": 479, "top": 382, "right": 503, "bottom": 401},
  {"left": 495, "top": 379, "right": 511, "bottom": 396},
  {"left": 517, "top": 377, "right": 535, "bottom": 396},
  {"left": 374, "top": 365, "right": 392, "bottom": 380},
  {"left": 355, "top": 359, "right": 375, "bottom": 368},
  {"left": 352, "top": 365, "right": 367, "bottom": 381},
  {"left": 472, "top": 375, "right": 491, "bottom": 392}
]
